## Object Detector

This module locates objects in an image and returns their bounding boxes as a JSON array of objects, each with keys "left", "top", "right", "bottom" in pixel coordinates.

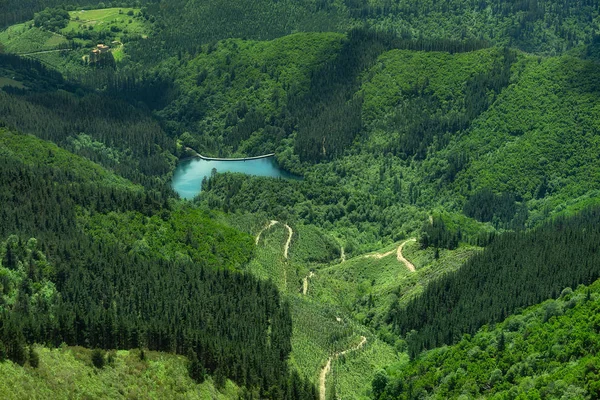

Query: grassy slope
[
  {"left": 0, "top": 23, "right": 67, "bottom": 53},
  {"left": 281, "top": 228, "right": 480, "bottom": 398},
  {"left": 290, "top": 289, "right": 399, "bottom": 400},
  {"left": 63, "top": 8, "right": 145, "bottom": 39},
  {"left": 0, "top": 346, "right": 238, "bottom": 399},
  {"left": 310, "top": 240, "right": 480, "bottom": 328},
  {"left": 223, "top": 213, "right": 399, "bottom": 399}
]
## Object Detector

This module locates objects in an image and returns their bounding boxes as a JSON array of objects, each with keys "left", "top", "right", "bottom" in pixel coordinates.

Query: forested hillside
[
  {"left": 4, "top": 0, "right": 598, "bottom": 57},
  {"left": 2, "top": 0, "right": 600, "bottom": 398},
  {"left": 125, "top": 0, "right": 599, "bottom": 59},
  {"left": 446, "top": 54, "right": 600, "bottom": 217},
  {"left": 196, "top": 46, "right": 600, "bottom": 253},
  {"left": 0, "top": 54, "right": 176, "bottom": 189},
  {"left": 389, "top": 207, "right": 600, "bottom": 357},
  {"left": 376, "top": 280, "right": 600, "bottom": 399},
  {"left": 0, "top": 129, "right": 316, "bottom": 399}
]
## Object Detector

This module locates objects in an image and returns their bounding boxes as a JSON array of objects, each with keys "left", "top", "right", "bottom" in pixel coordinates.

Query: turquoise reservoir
[{"left": 172, "top": 157, "right": 298, "bottom": 199}]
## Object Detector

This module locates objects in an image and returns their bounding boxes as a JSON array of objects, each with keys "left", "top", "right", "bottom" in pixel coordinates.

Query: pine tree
[
  {"left": 28, "top": 346, "right": 39, "bottom": 368},
  {"left": 372, "top": 370, "right": 388, "bottom": 400},
  {"left": 214, "top": 366, "right": 226, "bottom": 389},
  {"left": 187, "top": 350, "right": 206, "bottom": 383}
]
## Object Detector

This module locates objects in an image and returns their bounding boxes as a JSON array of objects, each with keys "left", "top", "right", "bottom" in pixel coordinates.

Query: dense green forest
[
  {"left": 0, "top": 54, "right": 176, "bottom": 189},
  {"left": 0, "top": 129, "right": 316, "bottom": 399},
  {"left": 2, "top": 0, "right": 600, "bottom": 397},
  {"left": 121, "top": 0, "right": 600, "bottom": 61},
  {"left": 4, "top": 0, "right": 599, "bottom": 57},
  {"left": 376, "top": 280, "right": 600, "bottom": 399}
]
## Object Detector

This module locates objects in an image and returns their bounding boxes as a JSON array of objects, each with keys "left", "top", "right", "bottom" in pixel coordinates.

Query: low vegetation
[{"left": 0, "top": 345, "right": 239, "bottom": 399}]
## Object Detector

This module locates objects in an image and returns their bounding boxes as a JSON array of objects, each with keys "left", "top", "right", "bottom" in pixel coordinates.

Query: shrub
[
  {"left": 91, "top": 349, "right": 105, "bottom": 369},
  {"left": 28, "top": 347, "right": 39, "bottom": 368}
]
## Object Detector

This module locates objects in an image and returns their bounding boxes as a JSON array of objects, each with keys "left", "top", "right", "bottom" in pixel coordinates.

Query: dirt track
[
  {"left": 319, "top": 336, "right": 367, "bottom": 400},
  {"left": 397, "top": 238, "right": 417, "bottom": 272},
  {"left": 255, "top": 220, "right": 278, "bottom": 245},
  {"left": 283, "top": 224, "right": 293, "bottom": 259},
  {"left": 255, "top": 220, "right": 294, "bottom": 290},
  {"left": 363, "top": 238, "right": 416, "bottom": 272},
  {"left": 364, "top": 248, "right": 395, "bottom": 259},
  {"left": 302, "top": 271, "right": 315, "bottom": 295}
]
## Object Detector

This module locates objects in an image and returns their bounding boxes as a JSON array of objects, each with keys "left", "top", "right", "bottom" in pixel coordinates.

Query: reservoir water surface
[{"left": 172, "top": 157, "right": 298, "bottom": 199}]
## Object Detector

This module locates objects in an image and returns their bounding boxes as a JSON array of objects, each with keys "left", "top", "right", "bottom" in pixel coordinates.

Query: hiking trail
[
  {"left": 319, "top": 336, "right": 367, "bottom": 400},
  {"left": 255, "top": 220, "right": 294, "bottom": 290}
]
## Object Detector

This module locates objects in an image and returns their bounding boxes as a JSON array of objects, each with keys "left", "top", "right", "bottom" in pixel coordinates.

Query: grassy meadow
[
  {"left": 63, "top": 8, "right": 146, "bottom": 41},
  {"left": 0, "top": 345, "right": 238, "bottom": 399}
]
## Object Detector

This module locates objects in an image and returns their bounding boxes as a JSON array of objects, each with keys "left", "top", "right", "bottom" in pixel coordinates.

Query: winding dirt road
[
  {"left": 255, "top": 220, "right": 294, "bottom": 289},
  {"left": 283, "top": 223, "right": 293, "bottom": 259},
  {"left": 319, "top": 336, "right": 367, "bottom": 400},
  {"left": 363, "top": 238, "right": 416, "bottom": 272},
  {"left": 397, "top": 238, "right": 416, "bottom": 272},
  {"left": 255, "top": 220, "right": 278, "bottom": 245},
  {"left": 302, "top": 271, "right": 315, "bottom": 295},
  {"left": 364, "top": 248, "right": 396, "bottom": 259},
  {"left": 256, "top": 220, "right": 293, "bottom": 258}
]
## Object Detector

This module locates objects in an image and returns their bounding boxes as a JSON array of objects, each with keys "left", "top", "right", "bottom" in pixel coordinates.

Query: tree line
[{"left": 387, "top": 207, "right": 600, "bottom": 359}]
